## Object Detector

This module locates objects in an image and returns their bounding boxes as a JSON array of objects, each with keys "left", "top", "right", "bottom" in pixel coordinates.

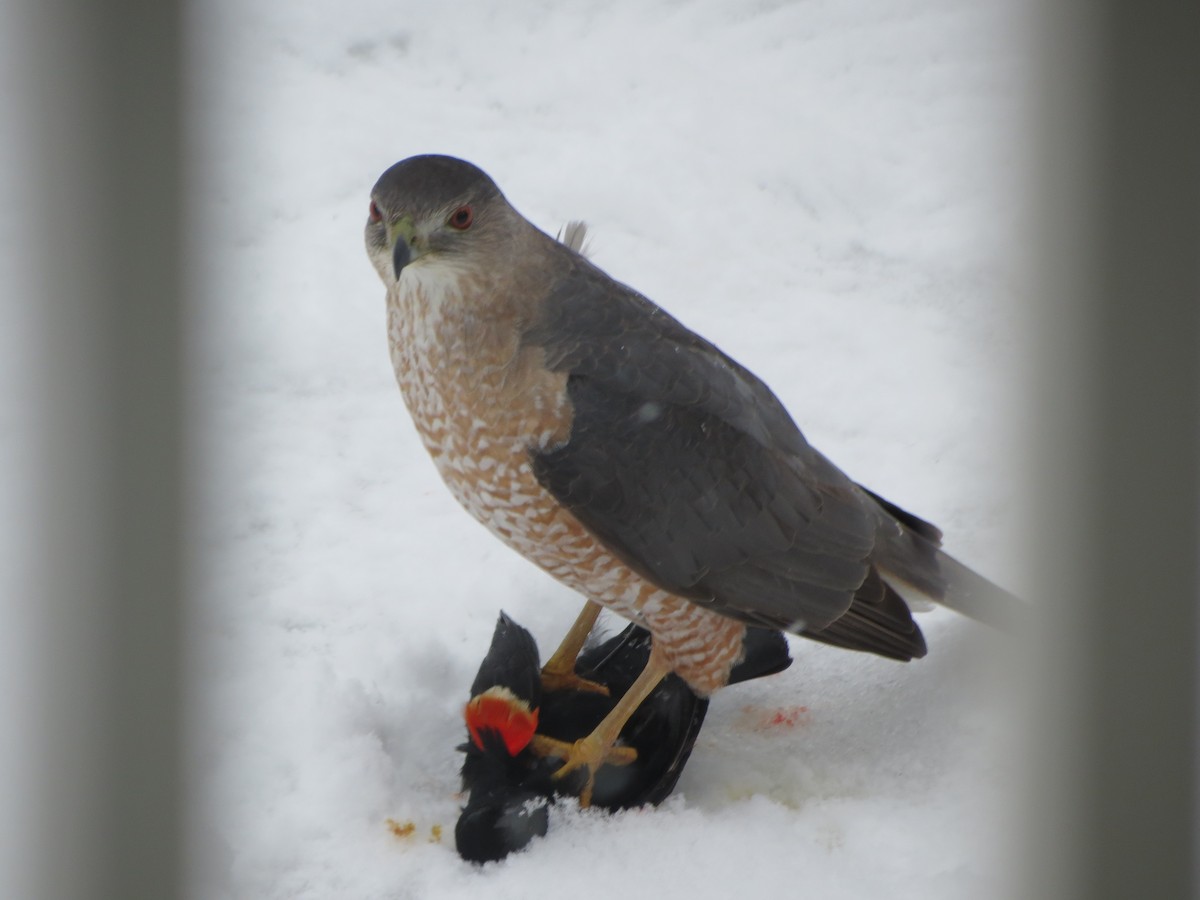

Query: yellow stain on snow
[{"left": 386, "top": 818, "right": 444, "bottom": 844}]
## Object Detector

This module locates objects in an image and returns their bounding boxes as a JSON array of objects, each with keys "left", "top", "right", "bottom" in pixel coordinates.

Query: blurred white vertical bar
[
  {"left": 1023, "top": 0, "right": 1199, "bottom": 897},
  {"left": 13, "top": 1, "right": 185, "bottom": 898},
  {"left": 0, "top": 2, "right": 35, "bottom": 897}
]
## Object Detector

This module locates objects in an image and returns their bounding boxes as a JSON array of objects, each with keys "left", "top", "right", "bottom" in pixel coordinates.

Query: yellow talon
[
  {"left": 540, "top": 668, "right": 611, "bottom": 697},
  {"left": 529, "top": 734, "right": 638, "bottom": 807}
]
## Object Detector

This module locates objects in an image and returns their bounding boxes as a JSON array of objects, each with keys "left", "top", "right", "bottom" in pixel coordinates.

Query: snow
[{"left": 183, "top": 0, "right": 1031, "bottom": 897}]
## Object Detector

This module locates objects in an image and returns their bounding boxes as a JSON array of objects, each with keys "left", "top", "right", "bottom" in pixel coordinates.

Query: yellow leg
[
  {"left": 541, "top": 600, "right": 609, "bottom": 696},
  {"left": 531, "top": 643, "right": 673, "bottom": 807}
]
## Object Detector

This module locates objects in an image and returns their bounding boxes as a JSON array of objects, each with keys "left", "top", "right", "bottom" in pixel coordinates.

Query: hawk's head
[{"left": 365, "top": 155, "right": 521, "bottom": 285}]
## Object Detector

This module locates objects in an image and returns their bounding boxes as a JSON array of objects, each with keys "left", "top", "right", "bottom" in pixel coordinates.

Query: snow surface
[{"left": 184, "top": 1, "right": 1032, "bottom": 897}]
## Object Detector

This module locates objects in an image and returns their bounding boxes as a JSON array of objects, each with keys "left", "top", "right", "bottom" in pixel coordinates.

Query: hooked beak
[
  {"left": 386, "top": 216, "right": 417, "bottom": 279},
  {"left": 391, "top": 239, "right": 411, "bottom": 279}
]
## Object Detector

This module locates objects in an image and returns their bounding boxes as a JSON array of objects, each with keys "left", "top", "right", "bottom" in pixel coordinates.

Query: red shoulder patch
[{"left": 464, "top": 686, "right": 539, "bottom": 756}]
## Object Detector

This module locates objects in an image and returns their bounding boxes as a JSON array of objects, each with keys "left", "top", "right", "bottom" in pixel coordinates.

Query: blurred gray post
[
  {"left": 1024, "top": 1, "right": 1199, "bottom": 898},
  {"left": 22, "top": 1, "right": 184, "bottom": 898}
]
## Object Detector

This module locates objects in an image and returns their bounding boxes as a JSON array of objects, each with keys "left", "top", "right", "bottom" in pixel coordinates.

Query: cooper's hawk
[{"left": 365, "top": 154, "right": 1017, "bottom": 804}]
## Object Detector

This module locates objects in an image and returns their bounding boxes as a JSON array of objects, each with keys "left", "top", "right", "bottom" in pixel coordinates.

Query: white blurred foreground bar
[
  {"left": 19, "top": 1, "right": 185, "bottom": 898},
  {"left": 1021, "top": 1, "right": 1199, "bottom": 897}
]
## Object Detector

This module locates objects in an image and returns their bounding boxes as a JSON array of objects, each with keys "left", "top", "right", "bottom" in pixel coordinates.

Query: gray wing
[{"left": 524, "top": 254, "right": 930, "bottom": 661}]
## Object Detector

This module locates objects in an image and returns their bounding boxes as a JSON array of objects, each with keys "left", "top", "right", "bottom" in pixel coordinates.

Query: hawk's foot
[
  {"left": 540, "top": 601, "right": 608, "bottom": 696},
  {"left": 539, "top": 666, "right": 610, "bottom": 697},
  {"left": 528, "top": 733, "right": 638, "bottom": 808}
]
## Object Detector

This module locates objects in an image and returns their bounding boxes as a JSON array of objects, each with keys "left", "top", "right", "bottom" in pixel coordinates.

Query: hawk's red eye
[
  {"left": 368, "top": 200, "right": 382, "bottom": 223},
  {"left": 448, "top": 205, "right": 473, "bottom": 230}
]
